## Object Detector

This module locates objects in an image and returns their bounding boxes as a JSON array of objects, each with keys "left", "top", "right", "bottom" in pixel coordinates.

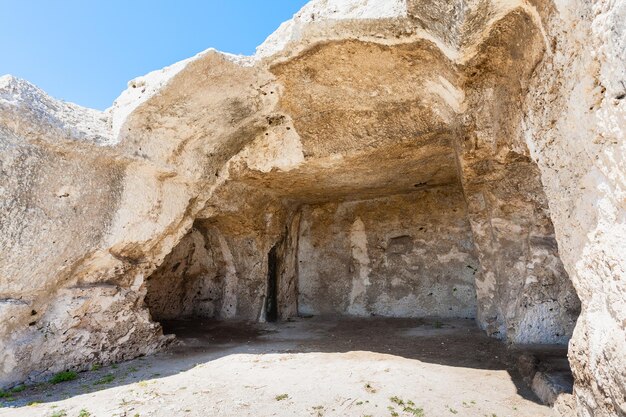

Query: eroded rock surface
[
  {"left": 0, "top": 1, "right": 623, "bottom": 416},
  {"left": 296, "top": 189, "right": 478, "bottom": 318},
  {"left": 523, "top": 1, "right": 626, "bottom": 415}
]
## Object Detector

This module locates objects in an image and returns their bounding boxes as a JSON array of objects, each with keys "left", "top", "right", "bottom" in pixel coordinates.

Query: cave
[
  {"left": 145, "top": 186, "right": 481, "bottom": 324},
  {"left": 143, "top": 164, "right": 579, "bottom": 405},
  {"left": 145, "top": 177, "right": 578, "bottom": 335},
  {"left": 141, "top": 13, "right": 581, "bottom": 406},
  {"left": 144, "top": 30, "right": 580, "bottom": 346},
  {"left": 6, "top": 0, "right": 624, "bottom": 414}
]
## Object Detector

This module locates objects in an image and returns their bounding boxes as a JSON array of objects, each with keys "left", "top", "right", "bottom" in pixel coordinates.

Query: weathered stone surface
[
  {"left": 523, "top": 1, "right": 626, "bottom": 415},
  {"left": 0, "top": 1, "right": 623, "bottom": 416},
  {"left": 145, "top": 226, "right": 224, "bottom": 321},
  {"left": 297, "top": 188, "right": 478, "bottom": 318}
]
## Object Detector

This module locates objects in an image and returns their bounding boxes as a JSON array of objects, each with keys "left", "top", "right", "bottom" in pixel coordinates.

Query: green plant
[
  {"left": 50, "top": 371, "right": 78, "bottom": 384},
  {"left": 78, "top": 409, "right": 91, "bottom": 417},
  {"left": 0, "top": 387, "right": 23, "bottom": 398},
  {"left": 389, "top": 397, "right": 424, "bottom": 417},
  {"left": 27, "top": 401, "right": 41, "bottom": 406},
  {"left": 91, "top": 364, "right": 101, "bottom": 371},
  {"left": 404, "top": 407, "right": 424, "bottom": 417},
  {"left": 275, "top": 393, "right": 289, "bottom": 401},
  {"left": 390, "top": 396, "right": 404, "bottom": 406},
  {"left": 50, "top": 410, "right": 67, "bottom": 417},
  {"left": 94, "top": 374, "right": 115, "bottom": 385},
  {"left": 449, "top": 407, "right": 458, "bottom": 414}
]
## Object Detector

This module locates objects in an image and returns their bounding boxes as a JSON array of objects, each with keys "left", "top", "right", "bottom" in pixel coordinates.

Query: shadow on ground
[{"left": 0, "top": 317, "right": 566, "bottom": 409}]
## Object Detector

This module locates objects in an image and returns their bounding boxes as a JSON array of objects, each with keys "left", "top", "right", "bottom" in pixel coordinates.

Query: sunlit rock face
[
  {"left": 0, "top": 1, "right": 623, "bottom": 416},
  {"left": 522, "top": 1, "right": 626, "bottom": 415}
]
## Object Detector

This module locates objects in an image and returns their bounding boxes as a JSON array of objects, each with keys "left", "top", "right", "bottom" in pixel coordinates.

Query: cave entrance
[
  {"left": 144, "top": 185, "right": 481, "bottom": 328},
  {"left": 142, "top": 185, "right": 577, "bottom": 405}
]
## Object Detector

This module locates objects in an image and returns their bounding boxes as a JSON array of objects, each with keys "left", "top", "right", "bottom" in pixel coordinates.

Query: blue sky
[{"left": 0, "top": 1, "right": 308, "bottom": 110}]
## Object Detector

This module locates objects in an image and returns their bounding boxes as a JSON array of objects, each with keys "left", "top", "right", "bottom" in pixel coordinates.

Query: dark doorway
[{"left": 265, "top": 244, "right": 279, "bottom": 322}]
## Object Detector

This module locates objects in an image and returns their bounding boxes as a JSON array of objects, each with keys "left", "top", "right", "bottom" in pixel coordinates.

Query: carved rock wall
[
  {"left": 0, "top": 1, "right": 622, "bottom": 416},
  {"left": 297, "top": 188, "right": 478, "bottom": 318}
]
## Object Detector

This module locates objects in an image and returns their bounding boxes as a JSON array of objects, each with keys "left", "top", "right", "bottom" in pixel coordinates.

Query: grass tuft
[
  {"left": 390, "top": 396, "right": 404, "bottom": 406},
  {"left": 94, "top": 374, "right": 115, "bottom": 385},
  {"left": 49, "top": 371, "right": 78, "bottom": 384},
  {"left": 388, "top": 396, "right": 424, "bottom": 417}
]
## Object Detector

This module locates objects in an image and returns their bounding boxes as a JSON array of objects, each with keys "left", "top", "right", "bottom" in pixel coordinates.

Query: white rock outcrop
[{"left": 0, "top": 1, "right": 623, "bottom": 416}]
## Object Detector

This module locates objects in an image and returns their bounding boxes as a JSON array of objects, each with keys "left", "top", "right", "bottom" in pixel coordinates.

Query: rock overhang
[{"left": 2, "top": 1, "right": 621, "bottom": 416}]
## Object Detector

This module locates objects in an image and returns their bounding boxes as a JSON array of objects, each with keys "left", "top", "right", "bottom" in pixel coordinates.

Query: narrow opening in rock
[{"left": 265, "top": 243, "right": 279, "bottom": 322}]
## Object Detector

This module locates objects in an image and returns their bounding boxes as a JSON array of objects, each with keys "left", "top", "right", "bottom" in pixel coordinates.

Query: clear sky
[{"left": 0, "top": 1, "right": 309, "bottom": 110}]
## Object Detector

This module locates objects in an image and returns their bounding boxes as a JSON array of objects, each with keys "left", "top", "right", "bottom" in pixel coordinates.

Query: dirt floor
[{"left": 0, "top": 317, "right": 557, "bottom": 417}]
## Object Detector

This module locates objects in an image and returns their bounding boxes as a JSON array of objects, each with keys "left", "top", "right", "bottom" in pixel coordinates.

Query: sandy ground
[{"left": 0, "top": 317, "right": 556, "bottom": 417}]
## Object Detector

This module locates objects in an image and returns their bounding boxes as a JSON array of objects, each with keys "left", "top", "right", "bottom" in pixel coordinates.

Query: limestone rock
[{"left": 0, "top": 1, "right": 623, "bottom": 416}]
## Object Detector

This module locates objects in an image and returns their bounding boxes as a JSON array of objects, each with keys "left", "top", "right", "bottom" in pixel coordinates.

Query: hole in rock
[{"left": 265, "top": 243, "right": 279, "bottom": 323}]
